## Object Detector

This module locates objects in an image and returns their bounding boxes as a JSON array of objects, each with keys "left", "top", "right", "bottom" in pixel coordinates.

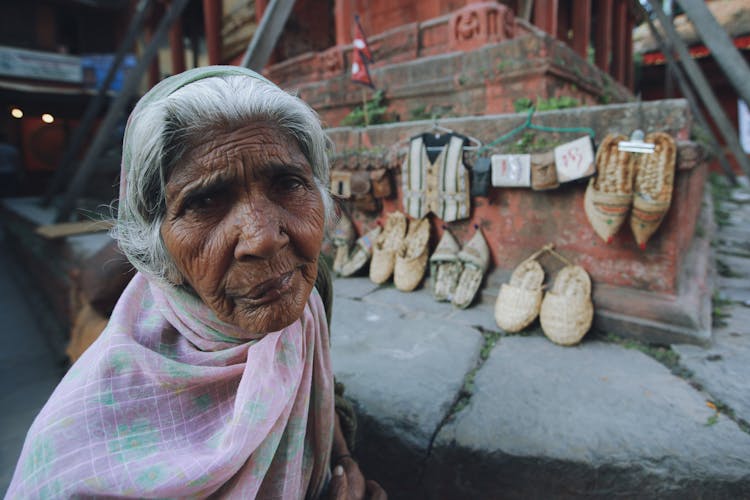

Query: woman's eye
[
  {"left": 276, "top": 175, "right": 306, "bottom": 192},
  {"left": 184, "top": 193, "right": 220, "bottom": 213}
]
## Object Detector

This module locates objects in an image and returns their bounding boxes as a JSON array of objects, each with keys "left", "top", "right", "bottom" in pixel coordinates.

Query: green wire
[{"left": 476, "top": 108, "right": 596, "bottom": 155}]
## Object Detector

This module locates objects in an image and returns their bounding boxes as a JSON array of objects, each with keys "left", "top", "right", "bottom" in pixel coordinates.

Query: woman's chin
[{"left": 230, "top": 292, "right": 309, "bottom": 336}]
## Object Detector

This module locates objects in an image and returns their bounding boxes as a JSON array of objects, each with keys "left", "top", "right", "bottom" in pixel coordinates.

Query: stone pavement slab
[
  {"left": 330, "top": 294, "right": 484, "bottom": 450},
  {"left": 674, "top": 304, "right": 750, "bottom": 422},
  {"left": 427, "top": 336, "right": 750, "bottom": 497},
  {"left": 330, "top": 276, "right": 382, "bottom": 300},
  {"left": 353, "top": 279, "right": 501, "bottom": 333}
]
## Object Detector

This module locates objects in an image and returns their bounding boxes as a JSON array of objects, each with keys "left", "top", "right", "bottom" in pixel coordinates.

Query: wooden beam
[
  {"left": 335, "top": 0, "right": 354, "bottom": 46},
  {"left": 168, "top": 5, "right": 186, "bottom": 74},
  {"left": 203, "top": 0, "right": 222, "bottom": 65},
  {"left": 594, "top": 0, "right": 613, "bottom": 72},
  {"left": 676, "top": 0, "right": 750, "bottom": 107},
  {"left": 56, "top": 0, "right": 191, "bottom": 222},
  {"left": 611, "top": 0, "right": 628, "bottom": 82},
  {"left": 43, "top": 0, "right": 152, "bottom": 205},
  {"left": 644, "top": 10, "right": 737, "bottom": 184},
  {"left": 240, "top": 0, "right": 295, "bottom": 70},
  {"left": 624, "top": 5, "right": 634, "bottom": 89},
  {"left": 533, "top": 0, "right": 559, "bottom": 37},
  {"left": 36, "top": 220, "right": 114, "bottom": 240},
  {"left": 571, "top": 0, "right": 591, "bottom": 58},
  {"left": 647, "top": 0, "right": 750, "bottom": 178}
]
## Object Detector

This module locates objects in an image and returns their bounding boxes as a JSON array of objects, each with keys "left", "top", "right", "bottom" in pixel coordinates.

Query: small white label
[
  {"left": 491, "top": 154, "right": 531, "bottom": 187},
  {"left": 554, "top": 136, "right": 595, "bottom": 182}
]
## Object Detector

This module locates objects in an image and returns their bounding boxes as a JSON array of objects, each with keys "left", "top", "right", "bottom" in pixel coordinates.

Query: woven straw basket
[
  {"left": 370, "top": 211, "right": 407, "bottom": 284},
  {"left": 494, "top": 259, "right": 545, "bottom": 332},
  {"left": 583, "top": 134, "right": 636, "bottom": 243},
  {"left": 395, "top": 217, "right": 431, "bottom": 292},
  {"left": 630, "top": 132, "right": 676, "bottom": 249},
  {"left": 539, "top": 265, "right": 593, "bottom": 346}
]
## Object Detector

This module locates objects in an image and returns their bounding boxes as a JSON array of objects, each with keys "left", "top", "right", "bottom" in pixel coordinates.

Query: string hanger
[
  {"left": 477, "top": 108, "right": 596, "bottom": 156},
  {"left": 412, "top": 119, "right": 483, "bottom": 152},
  {"left": 522, "top": 243, "right": 573, "bottom": 267}
]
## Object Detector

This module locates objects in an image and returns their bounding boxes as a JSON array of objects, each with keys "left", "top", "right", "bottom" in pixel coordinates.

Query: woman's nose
[{"left": 233, "top": 200, "right": 289, "bottom": 260}]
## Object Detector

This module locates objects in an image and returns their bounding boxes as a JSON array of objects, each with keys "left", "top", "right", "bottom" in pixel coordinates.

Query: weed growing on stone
[
  {"left": 602, "top": 332, "right": 692, "bottom": 378},
  {"left": 709, "top": 173, "right": 732, "bottom": 229},
  {"left": 512, "top": 96, "right": 581, "bottom": 114},
  {"left": 712, "top": 399, "right": 750, "bottom": 433},
  {"left": 712, "top": 290, "right": 732, "bottom": 328},
  {"left": 716, "top": 259, "right": 745, "bottom": 278},
  {"left": 602, "top": 333, "right": 750, "bottom": 435},
  {"left": 448, "top": 329, "right": 502, "bottom": 418},
  {"left": 340, "top": 90, "right": 394, "bottom": 127},
  {"left": 408, "top": 104, "right": 453, "bottom": 122}
]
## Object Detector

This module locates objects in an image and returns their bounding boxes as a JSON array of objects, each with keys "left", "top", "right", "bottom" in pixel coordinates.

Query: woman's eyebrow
[
  {"left": 175, "top": 170, "right": 234, "bottom": 205},
  {"left": 257, "top": 161, "right": 311, "bottom": 177}
]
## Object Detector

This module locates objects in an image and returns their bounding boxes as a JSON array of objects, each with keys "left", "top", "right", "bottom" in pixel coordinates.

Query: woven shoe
[
  {"left": 583, "top": 134, "right": 637, "bottom": 243},
  {"left": 452, "top": 226, "right": 490, "bottom": 309},
  {"left": 629, "top": 132, "right": 677, "bottom": 249},
  {"left": 394, "top": 217, "right": 431, "bottom": 292},
  {"left": 339, "top": 225, "right": 382, "bottom": 277},
  {"left": 430, "top": 228, "right": 462, "bottom": 302},
  {"left": 369, "top": 211, "right": 407, "bottom": 284},
  {"left": 539, "top": 265, "right": 593, "bottom": 346},
  {"left": 332, "top": 211, "right": 356, "bottom": 276},
  {"left": 494, "top": 258, "right": 544, "bottom": 332}
]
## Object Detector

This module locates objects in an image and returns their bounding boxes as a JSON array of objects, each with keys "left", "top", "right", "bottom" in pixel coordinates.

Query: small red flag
[
  {"left": 353, "top": 14, "right": 373, "bottom": 63},
  {"left": 351, "top": 14, "right": 374, "bottom": 88},
  {"left": 351, "top": 48, "right": 374, "bottom": 88}
]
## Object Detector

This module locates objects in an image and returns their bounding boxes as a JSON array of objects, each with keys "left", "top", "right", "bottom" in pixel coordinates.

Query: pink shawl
[{"left": 6, "top": 273, "right": 334, "bottom": 498}]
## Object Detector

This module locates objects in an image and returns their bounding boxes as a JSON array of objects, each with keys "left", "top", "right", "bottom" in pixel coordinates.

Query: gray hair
[{"left": 113, "top": 75, "right": 334, "bottom": 286}]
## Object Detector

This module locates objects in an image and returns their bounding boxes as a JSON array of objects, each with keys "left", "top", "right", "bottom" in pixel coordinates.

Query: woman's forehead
[{"left": 167, "top": 122, "right": 310, "bottom": 190}]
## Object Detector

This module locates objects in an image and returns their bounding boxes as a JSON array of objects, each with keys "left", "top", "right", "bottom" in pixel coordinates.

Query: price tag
[
  {"left": 491, "top": 154, "right": 531, "bottom": 187},
  {"left": 554, "top": 136, "right": 595, "bottom": 182}
]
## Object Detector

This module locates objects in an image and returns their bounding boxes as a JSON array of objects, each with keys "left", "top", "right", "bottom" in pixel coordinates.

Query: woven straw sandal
[
  {"left": 452, "top": 226, "right": 490, "bottom": 309},
  {"left": 394, "top": 217, "right": 431, "bottom": 292},
  {"left": 494, "top": 250, "right": 545, "bottom": 333},
  {"left": 629, "top": 132, "right": 677, "bottom": 249},
  {"left": 339, "top": 225, "right": 382, "bottom": 277},
  {"left": 332, "top": 211, "right": 356, "bottom": 276},
  {"left": 430, "top": 228, "right": 462, "bottom": 302},
  {"left": 369, "top": 211, "right": 407, "bottom": 284},
  {"left": 583, "top": 134, "right": 637, "bottom": 243},
  {"left": 540, "top": 259, "right": 593, "bottom": 346}
]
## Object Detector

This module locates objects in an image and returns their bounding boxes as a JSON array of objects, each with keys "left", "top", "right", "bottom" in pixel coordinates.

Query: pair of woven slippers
[
  {"left": 494, "top": 244, "right": 593, "bottom": 346},
  {"left": 584, "top": 132, "right": 677, "bottom": 249},
  {"left": 332, "top": 211, "right": 383, "bottom": 277},
  {"left": 370, "top": 211, "right": 431, "bottom": 292},
  {"left": 430, "top": 226, "right": 490, "bottom": 309}
]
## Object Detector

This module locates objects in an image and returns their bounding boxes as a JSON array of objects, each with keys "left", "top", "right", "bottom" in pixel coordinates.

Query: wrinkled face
[{"left": 161, "top": 121, "right": 325, "bottom": 336}]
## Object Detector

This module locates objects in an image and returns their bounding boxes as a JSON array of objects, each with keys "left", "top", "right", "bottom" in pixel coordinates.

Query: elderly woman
[{"left": 7, "top": 66, "right": 385, "bottom": 499}]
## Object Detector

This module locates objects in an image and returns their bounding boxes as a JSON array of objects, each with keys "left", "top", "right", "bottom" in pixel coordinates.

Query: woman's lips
[{"left": 231, "top": 269, "right": 296, "bottom": 306}]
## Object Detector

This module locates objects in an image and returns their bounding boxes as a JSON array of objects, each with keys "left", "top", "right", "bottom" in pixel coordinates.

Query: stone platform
[{"left": 328, "top": 99, "right": 711, "bottom": 346}]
